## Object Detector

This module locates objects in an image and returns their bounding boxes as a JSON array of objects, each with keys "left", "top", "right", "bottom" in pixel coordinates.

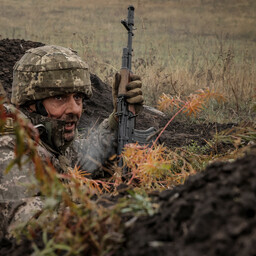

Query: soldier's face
[{"left": 42, "top": 93, "right": 83, "bottom": 142}]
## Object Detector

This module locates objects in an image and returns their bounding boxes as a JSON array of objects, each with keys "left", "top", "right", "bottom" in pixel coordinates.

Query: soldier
[{"left": 0, "top": 45, "right": 143, "bottom": 238}]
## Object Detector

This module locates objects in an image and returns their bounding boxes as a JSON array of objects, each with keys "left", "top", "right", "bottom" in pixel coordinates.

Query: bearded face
[{"left": 41, "top": 93, "right": 83, "bottom": 142}]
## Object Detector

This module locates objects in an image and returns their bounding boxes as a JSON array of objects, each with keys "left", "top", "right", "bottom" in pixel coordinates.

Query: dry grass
[{"left": 0, "top": 0, "right": 255, "bottom": 122}]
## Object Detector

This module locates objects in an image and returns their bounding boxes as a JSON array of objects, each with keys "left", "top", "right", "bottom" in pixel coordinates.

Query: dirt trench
[
  {"left": 1, "top": 39, "right": 255, "bottom": 256},
  {"left": 0, "top": 38, "right": 234, "bottom": 149}
]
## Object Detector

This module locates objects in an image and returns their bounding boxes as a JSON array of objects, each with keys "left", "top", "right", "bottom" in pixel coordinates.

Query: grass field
[
  {"left": 1, "top": 2, "right": 256, "bottom": 254},
  {"left": 1, "top": 0, "right": 255, "bottom": 122}
]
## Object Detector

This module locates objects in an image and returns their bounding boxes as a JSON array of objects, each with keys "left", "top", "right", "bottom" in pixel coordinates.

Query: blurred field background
[{"left": 0, "top": 0, "right": 255, "bottom": 123}]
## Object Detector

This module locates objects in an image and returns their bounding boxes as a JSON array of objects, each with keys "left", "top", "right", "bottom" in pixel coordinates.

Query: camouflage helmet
[{"left": 11, "top": 45, "right": 92, "bottom": 106}]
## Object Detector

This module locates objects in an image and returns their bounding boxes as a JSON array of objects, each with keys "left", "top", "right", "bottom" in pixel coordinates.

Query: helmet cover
[{"left": 11, "top": 45, "right": 92, "bottom": 105}]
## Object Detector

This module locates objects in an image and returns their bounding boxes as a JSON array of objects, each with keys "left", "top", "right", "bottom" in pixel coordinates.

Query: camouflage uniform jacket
[{"left": 0, "top": 104, "right": 117, "bottom": 239}]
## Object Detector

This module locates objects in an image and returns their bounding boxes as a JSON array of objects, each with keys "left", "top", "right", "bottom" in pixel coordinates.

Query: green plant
[
  {"left": 186, "top": 140, "right": 212, "bottom": 155},
  {"left": 119, "top": 190, "right": 158, "bottom": 217}
]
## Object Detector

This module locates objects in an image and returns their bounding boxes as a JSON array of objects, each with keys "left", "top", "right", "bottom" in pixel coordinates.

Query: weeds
[
  {"left": 0, "top": 0, "right": 255, "bottom": 122},
  {"left": 185, "top": 122, "right": 256, "bottom": 163},
  {"left": 1, "top": 91, "right": 255, "bottom": 255},
  {"left": 186, "top": 140, "right": 212, "bottom": 155},
  {"left": 157, "top": 88, "right": 225, "bottom": 116},
  {"left": 0, "top": 96, "right": 208, "bottom": 255},
  {"left": 118, "top": 190, "right": 158, "bottom": 217}
]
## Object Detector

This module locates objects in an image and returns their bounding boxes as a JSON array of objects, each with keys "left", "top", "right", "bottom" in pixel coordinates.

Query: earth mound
[
  {"left": 1, "top": 147, "right": 255, "bottom": 256},
  {"left": 0, "top": 38, "right": 45, "bottom": 98},
  {"left": 119, "top": 146, "right": 256, "bottom": 256}
]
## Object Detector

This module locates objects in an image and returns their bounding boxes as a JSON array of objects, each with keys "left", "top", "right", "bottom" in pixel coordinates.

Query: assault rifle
[{"left": 117, "top": 6, "right": 156, "bottom": 174}]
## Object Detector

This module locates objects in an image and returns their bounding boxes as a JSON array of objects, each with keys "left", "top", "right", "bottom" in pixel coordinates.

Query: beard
[
  {"left": 62, "top": 114, "right": 79, "bottom": 142},
  {"left": 64, "top": 129, "right": 76, "bottom": 142}
]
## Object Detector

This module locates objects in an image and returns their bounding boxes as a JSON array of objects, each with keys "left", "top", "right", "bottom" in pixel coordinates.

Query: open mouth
[{"left": 65, "top": 121, "right": 76, "bottom": 131}]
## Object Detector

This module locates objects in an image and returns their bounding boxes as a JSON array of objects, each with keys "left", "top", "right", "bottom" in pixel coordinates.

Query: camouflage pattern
[
  {"left": 0, "top": 130, "right": 70, "bottom": 238},
  {"left": 0, "top": 104, "right": 70, "bottom": 238},
  {"left": 73, "top": 117, "right": 118, "bottom": 178},
  {"left": 11, "top": 45, "right": 92, "bottom": 106},
  {"left": 1, "top": 44, "right": 118, "bottom": 238},
  {"left": 0, "top": 104, "right": 117, "bottom": 238},
  {"left": 0, "top": 131, "right": 41, "bottom": 238}
]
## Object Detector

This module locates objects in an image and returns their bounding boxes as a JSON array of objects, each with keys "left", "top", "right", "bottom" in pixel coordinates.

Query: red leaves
[
  {"left": 157, "top": 88, "right": 225, "bottom": 116},
  {"left": 121, "top": 143, "right": 196, "bottom": 190},
  {"left": 68, "top": 166, "right": 111, "bottom": 194}
]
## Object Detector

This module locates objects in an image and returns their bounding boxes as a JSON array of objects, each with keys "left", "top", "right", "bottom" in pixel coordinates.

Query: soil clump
[{"left": 119, "top": 146, "right": 256, "bottom": 256}]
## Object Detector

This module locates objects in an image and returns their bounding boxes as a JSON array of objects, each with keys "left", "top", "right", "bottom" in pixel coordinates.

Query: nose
[{"left": 65, "top": 94, "right": 82, "bottom": 117}]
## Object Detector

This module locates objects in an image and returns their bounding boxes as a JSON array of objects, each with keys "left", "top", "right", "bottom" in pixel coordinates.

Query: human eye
[
  {"left": 54, "top": 95, "right": 66, "bottom": 101},
  {"left": 74, "top": 93, "right": 84, "bottom": 102}
]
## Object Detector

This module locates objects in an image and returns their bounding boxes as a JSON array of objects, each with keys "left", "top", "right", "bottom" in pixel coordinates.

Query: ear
[
  {"left": 35, "top": 100, "right": 48, "bottom": 116},
  {"left": 27, "top": 103, "right": 36, "bottom": 112}
]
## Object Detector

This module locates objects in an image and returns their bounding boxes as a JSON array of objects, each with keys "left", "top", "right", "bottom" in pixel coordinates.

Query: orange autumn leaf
[{"left": 157, "top": 88, "right": 225, "bottom": 116}]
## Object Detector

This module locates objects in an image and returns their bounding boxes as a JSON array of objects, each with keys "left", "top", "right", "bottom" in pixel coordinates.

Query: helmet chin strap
[
  {"left": 22, "top": 108, "right": 69, "bottom": 154},
  {"left": 35, "top": 100, "right": 48, "bottom": 116}
]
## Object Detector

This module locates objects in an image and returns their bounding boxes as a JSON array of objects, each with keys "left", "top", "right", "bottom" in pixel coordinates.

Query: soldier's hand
[{"left": 112, "top": 72, "right": 144, "bottom": 114}]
